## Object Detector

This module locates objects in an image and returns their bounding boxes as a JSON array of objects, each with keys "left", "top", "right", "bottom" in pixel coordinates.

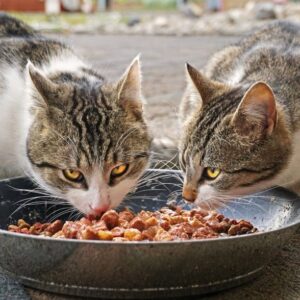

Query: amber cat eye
[
  {"left": 111, "top": 164, "right": 129, "bottom": 177},
  {"left": 205, "top": 168, "right": 221, "bottom": 180},
  {"left": 63, "top": 169, "right": 84, "bottom": 182}
]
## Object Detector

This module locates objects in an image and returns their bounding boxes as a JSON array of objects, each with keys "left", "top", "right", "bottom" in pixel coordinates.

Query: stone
[
  {"left": 252, "top": 2, "right": 277, "bottom": 20},
  {"left": 153, "top": 16, "right": 168, "bottom": 27},
  {"left": 127, "top": 16, "right": 141, "bottom": 27},
  {"left": 179, "top": 2, "right": 203, "bottom": 18}
]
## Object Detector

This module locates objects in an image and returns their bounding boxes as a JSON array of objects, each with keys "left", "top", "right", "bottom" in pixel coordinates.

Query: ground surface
[{"left": 0, "top": 34, "right": 299, "bottom": 300}]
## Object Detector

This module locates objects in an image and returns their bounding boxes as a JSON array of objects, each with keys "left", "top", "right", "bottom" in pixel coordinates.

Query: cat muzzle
[
  {"left": 182, "top": 185, "right": 198, "bottom": 202},
  {"left": 89, "top": 204, "right": 110, "bottom": 216}
]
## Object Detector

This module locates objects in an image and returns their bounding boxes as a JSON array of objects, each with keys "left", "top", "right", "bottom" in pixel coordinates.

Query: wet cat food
[
  {"left": 8, "top": 205, "right": 257, "bottom": 241},
  {"left": 8, "top": 206, "right": 257, "bottom": 241}
]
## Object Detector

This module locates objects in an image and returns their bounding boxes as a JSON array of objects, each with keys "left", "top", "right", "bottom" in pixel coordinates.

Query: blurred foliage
[
  {"left": 10, "top": 13, "right": 88, "bottom": 25},
  {"left": 142, "top": 0, "right": 177, "bottom": 9},
  {"left": 112, "top": 0, "right": 176, "bottom": 10},
  {"left": 113, "top": 0, "right": 204, "bottom": 11}
]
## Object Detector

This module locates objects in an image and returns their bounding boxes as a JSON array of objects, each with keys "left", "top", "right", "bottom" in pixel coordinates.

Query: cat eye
[
  {"left": 111, "top": 164, "right": 129, "bottom": 177},
  {"left": 63, "top": 169, "right": 84, "bottom": 183},
  {"left": 204, "top": 168, "right": 221, "bottom": 180}
]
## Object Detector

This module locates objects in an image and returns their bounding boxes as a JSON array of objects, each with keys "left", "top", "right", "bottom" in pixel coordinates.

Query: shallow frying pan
[{"left": 0, "top": 169, "right": 299, "bottom": 299}]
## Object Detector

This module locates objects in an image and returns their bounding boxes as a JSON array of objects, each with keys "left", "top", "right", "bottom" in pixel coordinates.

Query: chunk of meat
[{"left": 8, "top": 206, "right": 257, "bottom": 241}]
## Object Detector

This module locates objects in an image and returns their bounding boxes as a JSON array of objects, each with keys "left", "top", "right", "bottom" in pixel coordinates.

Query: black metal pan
[{"left": 0, "top": 169, "right": 299, "bottom": 299}]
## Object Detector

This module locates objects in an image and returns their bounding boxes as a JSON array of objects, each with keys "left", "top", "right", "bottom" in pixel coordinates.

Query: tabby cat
[
  {"left": 179, "top": 21, "right": 300, "bottom": 207},
  {"left": 0, "top": 15, "right": 151, "bottom": 216}
]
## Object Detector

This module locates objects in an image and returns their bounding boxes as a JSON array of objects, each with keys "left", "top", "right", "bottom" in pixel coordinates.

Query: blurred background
[{"left": 0, "top": 0, "right": 299, "bottom": 34}]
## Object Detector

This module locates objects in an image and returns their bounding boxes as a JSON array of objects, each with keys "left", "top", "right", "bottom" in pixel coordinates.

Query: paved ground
[
  {"left": 0, "top": 34, "right": 299, "bottom": 300},
  {"left": 53, "top": 34, "right": 239, "bottom": 141}
]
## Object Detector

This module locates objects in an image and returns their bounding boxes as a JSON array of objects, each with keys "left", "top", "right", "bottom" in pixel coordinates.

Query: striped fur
[
  {"left": 0, "top": 15, "right": 151, "bottom": 215},
  {"left": 179, "top": 21, "right": 300, "bottom": 207}
]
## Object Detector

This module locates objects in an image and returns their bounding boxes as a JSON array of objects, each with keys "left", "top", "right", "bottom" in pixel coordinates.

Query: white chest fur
[
  {"left": 275, "top": 129, "right": 300, "bottom": 192},
  {"left": 0, "top": 66, "right": 28, "bottom": 178}
]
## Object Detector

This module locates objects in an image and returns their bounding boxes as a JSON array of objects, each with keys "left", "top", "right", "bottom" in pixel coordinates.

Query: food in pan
[{"left": 8, "top": 206, "right": 257, "bottom": 241}]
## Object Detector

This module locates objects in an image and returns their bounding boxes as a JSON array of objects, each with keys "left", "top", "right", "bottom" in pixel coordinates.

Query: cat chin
[{"left": 194, "top": 184, "right": 221, "bottom": 209}]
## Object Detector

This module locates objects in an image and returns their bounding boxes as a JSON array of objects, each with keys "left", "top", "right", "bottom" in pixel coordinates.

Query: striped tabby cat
[
  {"left": 0, "top": 15, "right": 151, "bottom": 216},
  {"left": 179, "top": 21, "right": 300, "bottom": 207}
]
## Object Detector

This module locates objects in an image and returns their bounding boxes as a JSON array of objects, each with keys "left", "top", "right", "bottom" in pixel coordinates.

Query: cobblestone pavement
[{"left": 1, "top": 34, "right": 299, "bottom": 300}]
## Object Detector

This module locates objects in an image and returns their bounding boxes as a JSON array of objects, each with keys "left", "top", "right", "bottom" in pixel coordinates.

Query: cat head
[
  {"left": 25, "top": 57, "right": 151, "bottom": 216},
  {"left": 179, "top": 63, "right": 291, "bottom": 208}
]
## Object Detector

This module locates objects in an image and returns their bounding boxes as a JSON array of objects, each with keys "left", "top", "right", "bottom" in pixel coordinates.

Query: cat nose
[
  {"left": 182, "top": 185, "right": 198, "bottom": 202},
  {"left": 89, "top": 204, "right": 110, "bottom": 216}
]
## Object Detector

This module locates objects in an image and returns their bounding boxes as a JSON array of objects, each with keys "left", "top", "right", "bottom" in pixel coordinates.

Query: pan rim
[
  {"left": 0, "top": 220, "right": 299, "bottom": 246},
  {"left": 0, "top": 169, "right": 299, "bottom": 246}
]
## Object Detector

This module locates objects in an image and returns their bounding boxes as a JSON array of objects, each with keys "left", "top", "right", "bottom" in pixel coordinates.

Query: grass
[
  {"left": 10, "top": 12, "right": 89, "bottom": 26},
  {"left": 112, "top": 0, "right": 177, "bottom": 11}
]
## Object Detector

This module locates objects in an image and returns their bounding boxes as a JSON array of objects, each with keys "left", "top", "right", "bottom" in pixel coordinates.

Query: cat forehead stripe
[
  {"left": 189, "top": 89, "right": 242, "bottom": 161},
  {"left": 69, "top": 86, "right": 113, "bottom": 166}
]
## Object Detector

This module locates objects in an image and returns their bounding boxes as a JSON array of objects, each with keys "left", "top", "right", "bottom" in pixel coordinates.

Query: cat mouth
[
  {"left": 88, "top": 204, "right": 111, "bottom": 217},
  {"left": 194, "top": 197, "right": 225, "bottom": 210}
]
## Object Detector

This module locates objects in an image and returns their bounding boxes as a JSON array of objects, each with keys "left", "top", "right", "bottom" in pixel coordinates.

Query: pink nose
[
  {"left": 182, "top": 184, "right": 198, "bottom": 203},
  {"left": 89, "top": 204, "right": 110, "bottom": 216}
]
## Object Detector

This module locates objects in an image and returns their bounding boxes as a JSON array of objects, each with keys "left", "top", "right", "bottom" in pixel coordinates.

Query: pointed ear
[
  {"left": 27, "top": 61, "right": 70, "bottom": 109},
  {"left": 232, "top": 82, "right": 277, "bottom": 137},
  {"left": 27, "top": 61, "right": 59, "bottom": 104},
  {"left": 117, "top": 56, "right": 143, "bottom": 112},
  {"left": 185, "top": 63, "right": 229, "bottom": 106}
]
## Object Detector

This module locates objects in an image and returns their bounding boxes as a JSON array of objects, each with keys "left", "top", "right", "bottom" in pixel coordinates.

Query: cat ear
[
  {"left": 27, "top": 61, "right": 70, "bottom": 109},
  {"left": 185, "top": 63, "right": 228, "bottom": 105},
  {"left": 117, "top": 55, "right": 143, "bottom": 112},
  {"left": 232, "top": 82, "right": 277, "bottom": 137},
  {"left": 27, "top": 61, "right": 59, "bottom": 105}
]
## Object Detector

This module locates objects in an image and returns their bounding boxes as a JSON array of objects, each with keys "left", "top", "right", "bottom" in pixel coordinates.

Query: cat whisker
[
  {"left": 114, "top": 127, "right": 139, "bottom": 153},
  {"left": 48, "top": 208, "right": 78, "bottom": 223},
  {"left": 8, "top": 186, "right": 53, "bottom": 197},
  {"left": 50, "top": 127, "right": 80, "bottom": 161}
]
